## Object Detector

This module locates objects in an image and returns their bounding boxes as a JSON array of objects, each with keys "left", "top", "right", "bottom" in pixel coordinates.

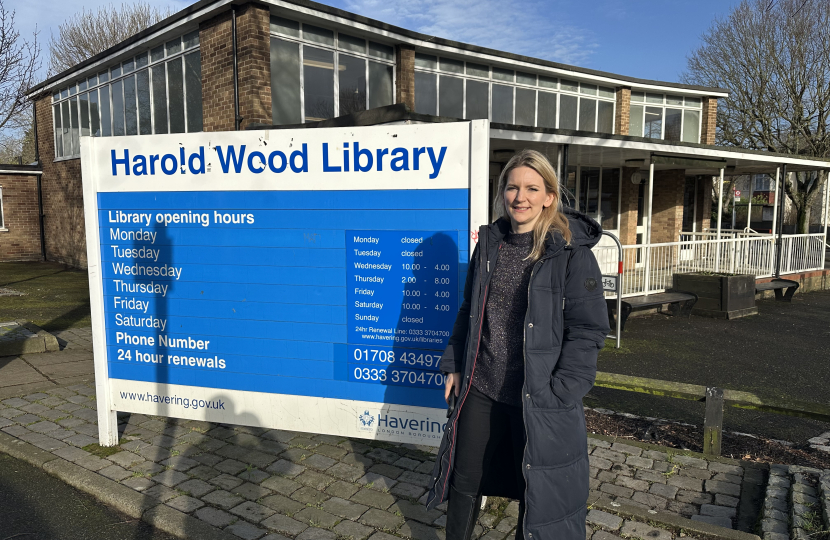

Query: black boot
[{"left": 445, "top": 486, "right": 482, "bottom": 540}]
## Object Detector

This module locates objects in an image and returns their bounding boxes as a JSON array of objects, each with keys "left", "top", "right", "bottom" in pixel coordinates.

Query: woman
[{"left": 425, "top": 149, "right": 609, "bottom": 540}]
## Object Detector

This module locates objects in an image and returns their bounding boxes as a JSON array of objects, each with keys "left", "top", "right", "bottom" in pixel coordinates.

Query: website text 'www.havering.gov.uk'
[{"left": 119, "top": 391, "right": 225, "bottom": 410}]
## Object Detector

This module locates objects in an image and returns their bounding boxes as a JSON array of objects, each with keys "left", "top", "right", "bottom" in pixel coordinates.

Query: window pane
[
  {"left": 54, "top": 104, "right": 62, "bottom": 157},
  {"left": 601, "top": 168, "right": 620, "bottom": 230},
  {"left": 644, "top": 106, "right": 662, "bottom": 138},
  {"left": 98, "top": 70, "right": 109, "bottom": 83},
  {"left": 88, "top": 75, "right": 97, "bottom": 87},
  {"left": 89, "top": 89, "right": 101, "bottom": 137},
  {"left": 271, "top": 16, "right": 299, "bottom": 37},
  {"left": 537, "top": 91, "right": 556, "bottom": 128},
  {"left": 666, "top": 95, "right": 683, "bottom": 106},
  {"left": 137, "top": 70, "right": 151, "bottom": 135},
  {"left": 682, "top": 109, "right": 700, "bottom": 143},
  {"left": 61, "top": 101, "right": 71, "bottom": 155},
  {"left": 685, "top": 96, "right": 701, "bottom": 108},
  {"left": 578, "top": 97, "right": 596, "bottom": 131},
  {"left": 492, "top": 67, "right": 513, "bottom": 82},
  {"left": 79, "top": 80, "right": 87, "bottom": 91},
  {"left": 438, "top": 75, "right": 462, "bottom": 118},
  {"left": 665, "top": 108, "right": 682, "bottom": 141},
  {"left": 597, "top": 100, "right": 614, "bottom": 134},
  {"left": 303, "top": 46, "right": 334, "bottom": 121},
  {"left": 415, "top": 53, "right": 437, "bottom": 69},
  {"left": 184, "top": 30, "right": 199, "bottom": 48},
  {"left": 368, "top": 61, "right": 393, "bottom": 109},
  {"left": 559, "top": 94, "right": 577, "bottom": 129},
  {"left": 515, "top": 87, "right": 535, "bottom": 126},
  {"left": 414, "top": 71, "right": 436, "bottom": 115},
  {"left": 304, "top": 24, "right": 334, "bottom": 46},
  {"left": 111, "top": 65, "right": 122, "bottom": 78},
  {"left": 60, "top": 88, "right": 68, "bottom": 98},
  {"left": 598, "top": 86, "right": 615, "bottom": 99},
  {"left": 271, "top": 38, "right": 301, "bottom": 124},
  {"left": 124, "top": 75, "right": 137, "bottom": 135},
  {"left": 517, "top": 72, "right": 536, "bottom": 86},
  {"left": 579, "top": 167, "right": 599, "bottom": 215},
  {"left": 560, "top": 79, "right": 578, "bottom": 92},
  {"left": 630, "top": 105, "right": 643, "bottom": 137},
  {"left": 338, "top": 33, "right": 365, "bottom": 53},
  {"left": 111, "top": 80, "right": 124, "bottom": 136},
  {"left": 185, "top": 51, "right": 202, "bottom": 132},
  {"left": 168, "top": 58, "right": 185, "bottom": 133},
  {"left": 631, "top": 91, "right": 644, "bottom": 102},
  {"left": 69, "top": 85, "right": 77, "bottom": 96},
  {"left": 646, "top": 92, "right": 662, "bottom": 104},
  {"left": 151, "top": 45, "right": 164, "bottom": 62},
  {"left": 465, "top": 79, "right": 488, "bottom": 119},
  {"left": 123, "top": 58, "right": 135, "bottom": 74},
  {"left": 152, "top": 64, "right": 168, "bottom": 133},
  {"left": 368, "top": 41, "right": 393, "bottom": 61},
  {"left": 466, "top": 62, "right": 488, "bottom": 78},
  {"left": 69, "top": 97, "right": 79, "bottom": 154},
  {"left": 492, "top": 84, "right": 513, "bottom": 123},
  {"left": 539, "top": 75, "right": 557, "bottom": 89},
  {"left": 439, "top": 57, "right": 463, "bottom": 73},
  {"left": 339, "top": 54, "right": 366, "bottom": 115},
  {"left": 166, "top": 38, "right": 182, "bottom": 56},
  {"left": 53, "top": 92, "right": 60, "bottom": 102},
  {"left": 580, "top": 83, "right": 597, "bottom": 96},
  {"left": 135, "top": 52, "right": 148, "bottom": 69},
  {"left": 100, "top": 85, "right": 112, "bottom": 136},
  {"left": 80, "top": 93, "right": 90, "bottom": 137}
]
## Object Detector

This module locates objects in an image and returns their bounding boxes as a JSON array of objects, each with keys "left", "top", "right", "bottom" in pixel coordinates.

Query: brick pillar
[
  {"left": 201, "top": 11, "right": 235, "bottom": 132},
  {"left": 651, "top": 170, "right": 686, "bottom": 244},
  {"left": 696, "top": 175, "right": 713, "bottom": 231},
  {"left": 618, "top": 167, "right": 640, "bottom": 246},
  {"left": 396, "top": 45, "right": 415, "bottom": 110},
  {"left": 701, "top": 97, "right": 718, "bottom": 145},
  {"left": 615, "top": 87, "right": 631, "bottom": 136}
]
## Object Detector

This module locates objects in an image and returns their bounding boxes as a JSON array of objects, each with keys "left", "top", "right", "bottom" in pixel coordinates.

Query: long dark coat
[{"left": 425, "top": 208, "right": 610, "bottom": 540}]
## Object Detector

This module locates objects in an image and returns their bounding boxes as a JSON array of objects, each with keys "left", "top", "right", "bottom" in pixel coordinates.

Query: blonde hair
[{"left": 492, "top": 149, "right": 572, "bottom": 261}]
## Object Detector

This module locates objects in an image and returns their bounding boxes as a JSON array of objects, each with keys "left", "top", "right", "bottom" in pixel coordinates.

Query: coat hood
[{"left": 488, "top": 207, "right": 603, "bottom": 251}]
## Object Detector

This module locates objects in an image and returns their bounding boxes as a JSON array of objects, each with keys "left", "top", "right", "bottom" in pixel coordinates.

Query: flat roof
[{"left": 28, "top": 0, "right": 729, "bottom": 98}]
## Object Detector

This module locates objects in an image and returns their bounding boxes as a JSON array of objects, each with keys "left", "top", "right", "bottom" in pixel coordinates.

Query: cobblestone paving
[
  {"left": 51, "top": 327, "right": 94, "bottom": 353},
  {"left": 0, "top": 381, "right": 755, "bottom": 540}
]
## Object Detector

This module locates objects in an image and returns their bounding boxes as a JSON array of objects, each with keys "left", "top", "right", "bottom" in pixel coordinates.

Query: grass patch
[
  {"left": 82, "top": 443, "right": 122, "bottom": 458},
  {"left": 601, "top": 338, "right": 632, "bottom": 355},
  {"left": 0, "top": 262, "right": 91, "bottom": 331}
]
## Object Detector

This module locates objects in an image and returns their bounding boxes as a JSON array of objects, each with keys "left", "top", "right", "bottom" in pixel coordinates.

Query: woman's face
[{"left": 503, "top": 166, "right": 555, "bottom": 234}]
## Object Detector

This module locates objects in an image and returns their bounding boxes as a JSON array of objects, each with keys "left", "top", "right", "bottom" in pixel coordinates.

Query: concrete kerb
[
  {"left": 0, "top": 431, "right": 237, "bottom": 540},
  {"left": 19, "top": 320, "right": 61, "bottom": 352}
]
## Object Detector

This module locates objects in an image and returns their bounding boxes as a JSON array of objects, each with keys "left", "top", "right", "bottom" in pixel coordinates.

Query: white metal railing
[{"left": 593, "top": 233, "right": 824, "bottom": 298}]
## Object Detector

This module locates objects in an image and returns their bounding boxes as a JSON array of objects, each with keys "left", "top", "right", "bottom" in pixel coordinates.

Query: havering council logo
[{"left": 359, "top": 411, "right": 375, "bottom": 428}]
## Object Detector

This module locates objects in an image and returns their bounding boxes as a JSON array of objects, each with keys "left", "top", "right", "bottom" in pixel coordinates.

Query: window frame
[
  {"left": 629, "top": 92, "right": 703, "bottom": 143},
  {"left": 571, "top": 165, "right": 623, "bottom": 230}
]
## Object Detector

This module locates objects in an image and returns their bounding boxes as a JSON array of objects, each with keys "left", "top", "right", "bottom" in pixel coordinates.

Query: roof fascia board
[
  {"left": 266, "top": 0, "right": 728, "bottom": 98},
  {"left": 27, "top": 0, "right": 233, "bottom": 98},
  {"left": 490, "top": 128, "right": 830, "bottom": 168}
]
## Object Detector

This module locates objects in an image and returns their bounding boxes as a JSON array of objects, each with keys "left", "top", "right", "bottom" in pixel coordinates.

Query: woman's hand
[{"left": 444, "top": 372, "right": 462, "bottom": 404}]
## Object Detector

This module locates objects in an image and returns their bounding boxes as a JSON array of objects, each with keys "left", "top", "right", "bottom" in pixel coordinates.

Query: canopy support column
[
  {"left": 643, "top": 162, "right": 655, "bottom": 294},
  {"left": 775, "top": 164, "right": 787, "bottom": 278},
  {"left": 715, "top": 168, "right": 724, "bottom": 272}
]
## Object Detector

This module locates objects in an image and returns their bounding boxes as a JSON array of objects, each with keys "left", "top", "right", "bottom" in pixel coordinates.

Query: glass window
[
  {"left": 124, "top": 75, "right": 137, "bottom": 136},
  {"left": 271, "top": 16, "right": 299, "bottom": 37},
  {"left": 631, "top": 91, "right": 644, "bottom": 102},
  {"left": 368, "top": 61, "right": 393, "bottom": 110},
  {"left": 339, "top": 54, "right": 366, "bottom": 115},
  {"left": 69, "top": 85, "right": 77, "bottom": 96},
  {"left": 151, "top": 45, "right": 164, "bottom": 63},
  {"left": 415, "top": 53, "right": 437, "bottom": 70},
  {"left": 491, "top": 84, "right": 513, "bottom": 123},
  {"left": 89, "top": 90, "right": 100, "bottom": 137},
  {"left": 184, "top": 30, "right": 199, "bottom": 48},
  {"left": 630, "top": 105, "right": 643, "bottom": 136},
  {"left": 579, "top": 167, "right": 600, "bottom": 215},
  {"left": 270, "top": 38, "right": 301, "bottom": 125},
  {"left": 600, "top": 168, "right": 620, "bottom": 230},
  {"left": 368, "top": 41, "right": 393, "bottom": 61},
  {"left": 135, "top": 52, "right": 148, "bottom": 69},
  {"left": 685, "top": 96, "right": 701, "bottom": 108},
  {"left": 100, "top": 85, "right": 111, "bottom": 137},
  {"left": 492, "top": 67, "right": 514, "bottom": 82},
  {"left": 123, "top": 58, "right": 135, "bottom": 74},
  {"left": 60, "top": 101, "right": 70, "bottom": 155},
  {"left": 303, "top": 46, "right": 334, "bottom": 121},
  {"left": 53, "top": 104, "right": 62, "bottom": 157},
  {"left": 98, "top": 70, "right": 109, "bottom": 83},
  {"left": 414, "top": 71, "right": 437, "bottom": 115},
  {"left": 466, "top": 62, "right": 488, "bottom": 78},
  {"left": 666, "top": 95, "right": 683, "bottom": 106},
  {"left": 597, "top": 100, "right": 614, "bottom": 134},
  {"left": 338, "top": 33, "right": 365, "bottom": 53},
  {"left": 465, "top": 79, "right": 488, "bottom": 119},
  {"left": 439, "top": 57, "right": 463, "bottom": 74},
  {"left": 137, "top": 70, "right": 151, "bottom": 135},
  {"left": 166, "top": 38, "right": 182, "bottom": 56},
  {"left": 539, "top": 75, "right": 557, "bottom": 89},
  {"left": 517, "top": 72, "right": 536, "bottom": 86},
  {"left": 563, "top": 165, "right": 577, "bottom": 207},
  {"left": 88, "top": 74, "right": 97, "bottom": 87},
  {"left": 69, "top": 97, "right": 79, "bottom": 155},
  {"left": 80, "top": 93, "right": 90, "bottom": 137},
  {"left": 646, "top": 92, "right": 663, "bottom": 104},
  {"left": 644, "top": 106, "right": 662, "bottom": 138},
  {"left": 185, "top": 52, "right": 202, "bottom": 132},
  {"left": 682, "top": 109, "right": 700, "bottom": 143},
  {"left": 152, "top": 64, "right": 168, "bottom": 133},
  {"left": 580, "top": 83, "right": 597, "bottom": 96},
  {"left": 439, "top": 75, "right": 463, "bottom": 118},
  {"left": 560, "top": 79, "right": 578, "bottom": 92},
  {"left": 303, "top": 24, "right": 334, "bottom": 46},
  {"left": 515, "top": 88, "right": 535, "bottom": 126},
  {"left": 79, "top": 80, "right": 87, "bottom": 91},
  {"left": 598, "top": 86, "right": 615, "bottom": 99},
  {"left": 53, "top": 91, "right": 60, "bottom": 102},
  {"left": 60, "top": 88, "right": 68, "bottom": 99},
  {"left": 111, "top": 65, "right": 121, "bottom": 78},
  {"left": 579, "top": 98, "right": 596, "bottom": 131},
  {"left": 559, "top": 94, "right": 577, "bottom": 129},
  {"left": 111, "top": 79, "right": 125, "bottom": 136},
  {"left": 537, "top": 91, "right": 556, "bottom": 128},
  {"left": 168, "top": 58, "right": 185, "bottom": 133},
  {"left": 664, "top": 108, "right": 682, "bottom": 141}
]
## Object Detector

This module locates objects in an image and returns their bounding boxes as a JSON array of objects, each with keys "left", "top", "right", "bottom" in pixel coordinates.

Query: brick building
[
  {"left": 0, "top": 165, "right": 43, "bottom": 262},
  {"left": 23, "top": 0, "right": 830, "bottom": 273}
]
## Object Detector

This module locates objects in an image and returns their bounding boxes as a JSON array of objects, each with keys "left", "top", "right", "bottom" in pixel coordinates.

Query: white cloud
[{"left": 344, "top": 0, "right": 597, "bottom": 66}]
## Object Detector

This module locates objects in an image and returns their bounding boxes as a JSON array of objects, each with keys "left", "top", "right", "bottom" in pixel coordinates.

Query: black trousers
[{"left": 451, "top": 385, "right": 527, "bottom": 532}]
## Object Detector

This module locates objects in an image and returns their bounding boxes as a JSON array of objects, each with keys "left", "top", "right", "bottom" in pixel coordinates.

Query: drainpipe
[
  {"left": 560, "top": 144, "right": 569, "bottom": 203},
  {"left": 32, "top": 101, "right": 46, "bottom": 261},
  {"left": 232, "top": 6, "right": 242, "bottom": 131},
  {"left": 774, "top": 164, "right": 787, "bottom": 278}
]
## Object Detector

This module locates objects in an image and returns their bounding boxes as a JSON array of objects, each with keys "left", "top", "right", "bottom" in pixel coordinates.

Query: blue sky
[{"left": 14, "top": 0, "right": 740, "bottom": 83}]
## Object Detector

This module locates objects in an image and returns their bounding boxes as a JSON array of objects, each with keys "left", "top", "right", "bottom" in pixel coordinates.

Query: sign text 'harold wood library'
[{"left": 82, "top": 121, "right": 489, "bottom": 446}]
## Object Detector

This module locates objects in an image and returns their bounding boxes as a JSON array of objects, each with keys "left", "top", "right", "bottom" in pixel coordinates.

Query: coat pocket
[{"left": 524, "top": 405, "right": 587, "bottom": 469}]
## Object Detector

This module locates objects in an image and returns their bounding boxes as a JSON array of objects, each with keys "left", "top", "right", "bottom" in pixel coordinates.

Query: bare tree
[
  {"left": 684, "top": 0, "right": 830, "bottom": 233},
  {"left": 48, "top": 2, "right": 173, "bottom": 75}
]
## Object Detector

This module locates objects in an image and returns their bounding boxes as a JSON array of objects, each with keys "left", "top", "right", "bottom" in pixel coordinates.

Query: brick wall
[
  {"left": 201, "top": 11, "right": 235, "bottom": 132},
  {"left": 615, "top": 87, "right": 631, "bottom": 136},
  {"left": 650, "top": 169, "right": 685, "bottom": 244},
  {"left": 701, "top": 97, "right": 717, "bottom": 146},
  {"left": 0, "top": 172, "right": 42, "bottom": 262},
  {"left": 696, "top": 175, "right": 713, "bottom": 231},
  {"left": 396, "top": 45, "right": 415, "bottom": 110},
  {"left": 236, "top": 3, "right": 272, "bottom": 129},
  {"left": 34, "top": 95, "right": 87, "bottom": 268},
  {"left": 618, "top": 167, "right": 640, "bottom": 246}
]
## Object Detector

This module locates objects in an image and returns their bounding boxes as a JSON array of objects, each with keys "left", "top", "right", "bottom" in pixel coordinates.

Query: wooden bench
[
  {"left": 606, "top": 291, "right": 698, "bottom": 332},
  {"left": 755, "top": 278, "right": 799, "bottom": 302}
]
